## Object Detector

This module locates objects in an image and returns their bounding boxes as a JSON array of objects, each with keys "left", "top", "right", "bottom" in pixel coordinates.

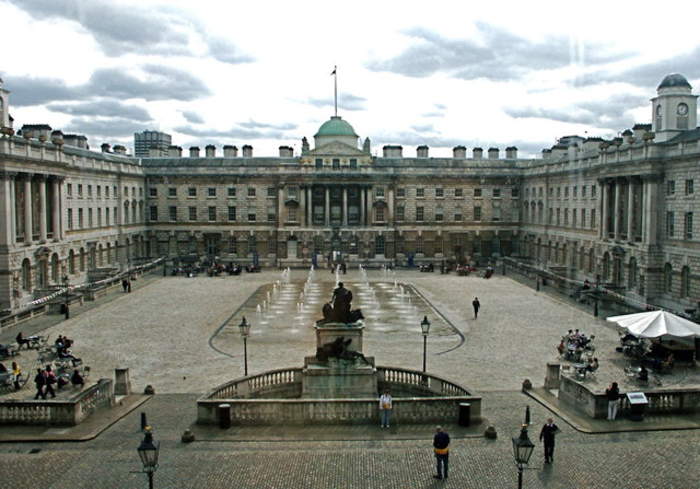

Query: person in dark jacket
[
  {"left": 433, "top": 426, "right": 450, "bottom": 480},
  {"left": 605, "top": 382, "right": 620, "bottom": 420},
  {"left": 33, "top": 368, "right": 46, "bottom": 400},
  {"left": 539, "top": 418, "right": 560, "bottom": 463},
  {"left": 472, "top": 297, "right": 480, "bottom": 319}
]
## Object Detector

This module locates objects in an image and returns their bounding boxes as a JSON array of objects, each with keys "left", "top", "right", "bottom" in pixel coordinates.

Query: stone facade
[{"left": 0, "top": 74, "right": 699, "bottom": 314}]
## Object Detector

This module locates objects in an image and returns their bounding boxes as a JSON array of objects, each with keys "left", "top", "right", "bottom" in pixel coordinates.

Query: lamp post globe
[
  {"left": 420, "top": 316, "right": 431, "bottom": 373},
  {"left": 137, "top": 426, "right": 160, "bottom": 489},
  {"left": 512, "top": 423, "right": 535, "bottom": 489}
]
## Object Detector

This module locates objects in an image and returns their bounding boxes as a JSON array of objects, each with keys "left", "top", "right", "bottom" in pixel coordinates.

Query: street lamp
[
  {"left": 238, "top": 316, "right": 251, "bottom": 376},
  {"left": 62, "top": 275, "right": 70, "bottom": 320},
  {"left": 420, "top": 315, "right": 431, "bottom": 373},
  {"left": 137, "top": 426, "right": 160, "bottom": 489},
  {"left": 512, "top": 423, "right": 535, "bottom": 489}
]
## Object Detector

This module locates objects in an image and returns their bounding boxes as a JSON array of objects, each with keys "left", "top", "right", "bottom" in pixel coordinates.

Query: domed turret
[
  {"left": 657, "top": 73, "right": 692, "bottom": 91},
  {"left": 651, "top": 73, "right": 697, "bottom": 142},
  {"left": 313, "top": 116, "right": 359, "bottom": 149}
]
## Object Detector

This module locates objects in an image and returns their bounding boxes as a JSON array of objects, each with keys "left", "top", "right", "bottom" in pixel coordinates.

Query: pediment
[{"left": 309, "top": 141, "right": 365, "bottom": 156}]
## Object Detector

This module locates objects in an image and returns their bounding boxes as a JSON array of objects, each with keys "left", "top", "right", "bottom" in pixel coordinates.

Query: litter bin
[
  {"left": 218, "top": 403, "right": 231, "bottom": 429},
  {"left": 458, "top": 403, "right": 471, "bottom": 427},
  {"left": 626, "top": 392, "right": 648, "bottom": 421}
]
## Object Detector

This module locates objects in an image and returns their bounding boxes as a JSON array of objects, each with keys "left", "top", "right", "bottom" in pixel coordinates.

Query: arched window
[
  {"left": 680, "top": 266, "right": 690, "bottom": 298},
  {"left": 655, "top": 104, "right": 662, "bottom": 131},
  {"left": 628, "top": 257, "right": 637, "bottom": 289},
  {"left": 68, "top": 249, "right": 75, "bottom": 274},
  {"left": 79, "top": 247, "right": 86, "bottom": 272},
  {"left": 21, "top": 258, "right": 31, "bottom": 291},
  {"left": 664, "top": 263, "right": 673, "bottom": 294}
]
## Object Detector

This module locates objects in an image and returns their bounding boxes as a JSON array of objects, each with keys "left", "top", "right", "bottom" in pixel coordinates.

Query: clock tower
[{"left": 650, "top": 73, "right": 698, "bottom": 142}]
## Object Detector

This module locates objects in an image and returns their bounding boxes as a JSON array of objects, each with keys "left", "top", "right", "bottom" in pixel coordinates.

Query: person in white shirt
[{"left": 379, "top": 390, "right": 393, "bottom": 428}]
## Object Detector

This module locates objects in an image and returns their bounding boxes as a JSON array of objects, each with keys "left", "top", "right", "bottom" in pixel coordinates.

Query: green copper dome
[{"left": 314, "top": 116, "right": 358, "bottom": 137}]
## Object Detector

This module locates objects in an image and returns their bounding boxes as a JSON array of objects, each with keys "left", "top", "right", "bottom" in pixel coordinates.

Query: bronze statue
[
  {"left": 315, "top": 336, "right": 368, "bottom": 364},
  {"left": 319, "top": 282, "right": 364, "bottom": 324}
]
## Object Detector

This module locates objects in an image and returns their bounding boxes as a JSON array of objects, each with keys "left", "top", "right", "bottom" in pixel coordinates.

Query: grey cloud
[
  {"left": 6, "top": 0, "right": 252, "bottom": 63},
  {"left": 48, "top": 100, "right": 151, "bottom": 121},
  {"left": 3, "top": 75, "right": 82, "bottom": 106},
  {"left": 174, "top": 125, "right": 288, "bottom": 140},
  {"left": 598, "top": 46, "right": 700, "bottom": 88},
  {"left": 64, "top": 116, "right": 152, "bottom": 138},
  {"left": 410, "top": 124, "right": 435, "bottom": 132},
  {"left": 182, "top": 111, "right": 204, "bottom": 124},
  {"left": 238, "top": 120, "right": 297, "bottom": 131},
  {"left": 89, "top": 65, "right": 210, "bottom": 101},
  {"left": 307, "top": 94, "right": 367, "bottom": 111},
  {"left": 367, "top": 23, "right": 626, "bottom": 81}
]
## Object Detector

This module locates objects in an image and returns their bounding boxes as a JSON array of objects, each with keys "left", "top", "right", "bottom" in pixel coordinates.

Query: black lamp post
[
  {"left": 62, "top": 275, "right": 70, "bottom": 320},
  {"left": 512, "top": 423, "right": 535, "bottom": 489},
  {"left": 137, "top": 426, "right": 160, "bottom": 489},
  {"left": 238, "top": 316, "right": 251, "bottom": 376},
  {"left": 420, "top": 315, "right": 431, "bottom": 373}
]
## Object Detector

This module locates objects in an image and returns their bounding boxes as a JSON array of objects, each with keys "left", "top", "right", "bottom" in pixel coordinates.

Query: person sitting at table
[
  {"left": 71, "top": 369, "right": 85, "bottom": 387},
  {"left": 586, "top": 357, "right": 599, "bottom": 373},
  {"left": 557, "top": 340, "right": 566, "bottom": 356},
  {"left": 15, "top": 332, "right": 31, "bottom": 350},
  {"left": 638, "top": 365, "right": 649, "bottom": 383},
  {"left": 58, "top": 348, "right": 82, "bottom": 367}
]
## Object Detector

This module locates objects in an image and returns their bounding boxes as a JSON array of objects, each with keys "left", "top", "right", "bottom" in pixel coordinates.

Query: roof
[
  {"left": 658, "top": 73, "right": 692, "bottom": 90},
  {"left": 664, "top": 127, "right": 700, "bottom": 145},
  {"left": 314, "top": 116, "right": 358, "bottom": 138}
]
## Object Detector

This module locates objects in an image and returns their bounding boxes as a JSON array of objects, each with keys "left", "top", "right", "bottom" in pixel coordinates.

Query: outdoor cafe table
[{"left": 572, "top": 363, "right": 588, "bottom": 379}]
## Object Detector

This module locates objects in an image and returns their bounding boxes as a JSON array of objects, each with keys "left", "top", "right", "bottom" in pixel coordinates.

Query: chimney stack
[
  {"left": 189, "top": 146, "right": 200, "bottom": 158},
  {"left": 505, "top": 146, "right": 518, "bottom": 159},
  {"left": 279, "top": 145, "right": 293, "bottom": 157},
  {"left": 382, "top": 145, "right": 403, "bottom": 157},
  {"left": 488, "top": 147, "right": 499, "bottom": 159},
  {"left": 452, "top": 146, "right": 466, "bottom": 158},
  {"left": 473, "top": 147, "right": 483, "bottom": 159},
  {"left": 223, "top": 145, "right": 238, "bottom": 157},
  {"left": 416, "top": 145, "right": 429, "bottom": 158},
  {"left": 113, "top": 145, "right": 127, "bottom": 155},
  {"left": 242, "top": 144, "right": 253, "bottom": 157},
  {"left": 168, "top": 145, "right": 182, "bottom": 157},
  {"left": 101, "top": 143, "right": 111, "bottom": 153}
]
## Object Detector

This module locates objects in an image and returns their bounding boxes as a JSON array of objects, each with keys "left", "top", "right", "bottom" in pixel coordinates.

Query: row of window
[
  {"left": 67, "top": 203, "right": 144, "bottom": 230},
  {"left": 524, "top": 204, "right": 598, "bottom": 229},
  {"left": 149, "top": 206, "right": 270, "bottom": 223},
  {"left": 149, "top": 186, "right": 278, "bottom": 198},
  {"left": 396, "top": 187, "right": 518, "bottom": 198},
  {"left": 314, "top": 158, "right": 358, "bottom": 169},
  {"left": 666, "top": 179, "right": 694, "bottom": 196},
  {"left": 525, "top": 184, "right": 598, "bottom": 199},
  {"left": 67, "top": 183, "right": 143, "bottom": 199},
  {"left": 666, "top": 211, "right": 694, "bottom": 239}
]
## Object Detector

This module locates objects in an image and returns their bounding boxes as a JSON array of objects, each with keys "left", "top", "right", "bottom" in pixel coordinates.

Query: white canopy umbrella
[{"left": 607, "top": 310, "right": 700, "bottom": 338}]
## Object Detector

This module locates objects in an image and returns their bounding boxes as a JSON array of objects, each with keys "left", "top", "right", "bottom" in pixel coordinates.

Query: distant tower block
[{"left": 0, "top": 77, "right": 10, "bottom": 128}]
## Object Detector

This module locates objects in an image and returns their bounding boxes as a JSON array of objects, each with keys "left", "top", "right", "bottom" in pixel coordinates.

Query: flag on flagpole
[{"left": 331, "top": 66, "right": 336, "bottom": 75}]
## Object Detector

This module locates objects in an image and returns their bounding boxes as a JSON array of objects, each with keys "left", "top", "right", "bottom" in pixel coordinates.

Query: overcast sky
[{"left": 2, "top": 0, "right": 699, "bottom": 158}]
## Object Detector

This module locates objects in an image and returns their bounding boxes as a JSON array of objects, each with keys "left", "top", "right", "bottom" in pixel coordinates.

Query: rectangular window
[
  {"left": 208, "top": 206, "right": 216, "bottom": 221},
  {"left": 573, "top": 209, "right": 578, "bottom": 227},
  {"left": 105, "top": 186, "right": 110, "bottom": 198},
  {"left": 474, "top": 206, "right": 482, "bottom": 221},
  {"left": 88, "top": 208, "right": 93, "bottom": 227},
  {"left": 287, "top": 186, "right": 299, "bottom": 200},
  {"left": 267, "top": 205, "right": 276, "bottom": 222},
  {"left": 685, "top": 212, "right": 693, "bottom": 239},
  {"left": 189, "top": 206, "right": 197, "bottom": 221},
  {"left": 78, "top": 208, "right": 83, "bottom": 227},
  {"left": 416, "top": 206, "right": 424, "bottom": 221},
  {"left": 248, "top": 212, "right": 256, "bottom": 222},
  {"left": 288, "top": 206, "right": 297, "bottom": 222},
  {"left": 474, "top": 188, "right": 482, "bottom": 197},
  {"left": 454, "top": 212, "right": 463, "bottom": 221},
  {"left": 168, "top": 187, "right": 177, "bottom": 197},
  {"left": 150, "top": 206, "right": 158, "bottom": 221},
  {"left": 511, "top": 187, "right": 519, "bottom": 198},
  {"left": 686, "top": 179, "right": 694, "bottom": 195},
  {"left": 87, "top": 185, "right": 92, "bottom": 198},
  {"left": 78, "top": 184, "right": 83, "bottom": 198},
  {"left": 591, "top": 185, "right": 596, "bottom": 198},
  {"left": 67, "top": 183, "right": 73, "bottom": 198},
  {"left": 123, "top": 186, "right": 128, "bottom": 197},
  {"left": 228, "top": 187, "right": 236, "bottom": 197},
  {"left": 581, "top": 209, "right": 586, "bottom": 227},
  {"left": 396, "top": 187, "right": 406, "bottom": 198},
  {"left": 188, "top": 187, "right": 197, "bottom": 197},
  {"left": 208, "top": 187, "right": 216, "bottom": 197},
  {"left": 396, "top": 206, "right": 405, "bottom": 221},
  {"left": 67, "top": 209, "right": 73, "bottom": 230},
  {"left": 228, "top": 206, "right": 236, "bottom": 221},
  {"left": 573, "top": 186, "right": 577, "bottom": 198},
  {"left": 349, "top": 158, "right": 357, "bottom": 169},
  {"left": 591, "top": 209, "right": 596, "bottom": 228},
  {"left": 564, "top": 208, "right": 569, "bottom": 226},
  {"left": 455, "top": 188, "right": 463, "bottom": 197},
  {"left": 97, "top": 186, "right": 101, "bottom": 199},
  {"left": 435, "top": 188, "right": 444, "bottom": 198},
  {"left": 169, "top": 206, "right": 177, "bottom": 221},
  {"left": 315, "top": 158, "right": 323, "bottom": 169},
  {"left": 267, "top": 187, "right": 276, "bottom": 198},
  {"left": 105, "top": 208, "right": 110, "bottom": 225},
  {"left": 416, "top": 188, "right": 424, "bottom": 198},
  {"left": 435, "top": 208, "right": 444, "bottom": 221},
  {"left": 557, "top": 187, "right": 561, "bottom": 198},
  {"left": 248, "top": 187, "right": 256, "bottom": 197},
  {"left": 667, "top": 180, "right": 675, "bottom": 195},
  {"left": 667, "top": 211, "right": 674, "bottom": 237},
  {"left": 375, "top": 187, "right": 385, "bottom": 198},
  {"left": 332, "top": 158, "right": 340, "bottom": 169},
  {"left": 493, "top": 188, "right": 501, "bottom": 198},
  {"left": 376, "top": 206, "right": 385, "bottom": 221},
  {"left": 564, "top": 186, "right": 569, "bottom": 198},
  {"left": 582, "top": 186, "right": 587, "bottom": 198}
]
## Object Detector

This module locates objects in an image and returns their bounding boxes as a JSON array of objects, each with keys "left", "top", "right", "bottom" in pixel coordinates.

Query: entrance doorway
[{"left": 287, "top": 237, "right": 298, "bottom": 258}]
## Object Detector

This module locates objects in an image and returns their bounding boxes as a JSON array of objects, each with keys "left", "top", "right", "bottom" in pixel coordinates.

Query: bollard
[{"left": 141, "top": 412, "right": 147, "bottom": 431}]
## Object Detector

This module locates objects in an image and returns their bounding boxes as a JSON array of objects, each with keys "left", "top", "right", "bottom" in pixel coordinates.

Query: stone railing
[
  {"left": 376, "top": 366, "right": 471, "bottom": 397},
  {"left": 206, "top": 368, "right": 304, "bottom": 400},
  {"left": 0, "top": 378, "right": 114, "bottom": 426},
  {"left": 558, "top": 375, "right": 700, "bottom": 419}
]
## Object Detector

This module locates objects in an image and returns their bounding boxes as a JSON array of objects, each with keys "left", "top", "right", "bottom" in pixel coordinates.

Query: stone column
[
  {"left": 643, "top": 179, "right": 659, "bottom": 245},
  {"left": 367, "top": 186, "right": 374, "bottom": 225},
  {"left": 627, "top": 178, "right": 635, "bottom": 241},
  {"left": 51, "top": 178, "right": 61, "bottom": 241},
  {"left": 38, "top": 175, "right": 47, "bottom": 242},
  {"left": 23, "top": 174, "right": 33, "bottom": 244},
  {"left": 324, "top": 186, "right": 330, "bottom": 226},
  {"left": 360, "top": 187, "right": 366, "bottom": 226},
  {"left": 388, "top": 186, "right": 395, "bottom": 224},
  {"left": 278, "top": 186, "right": 284, "bottom": 225},
  {"left": 300, "top": 186, "right": 306, "bottom": 227},
  {"left": 600, "top": 180, "right": 608, "bottom": 239},
  {"left": 0, "top": 173, "right": 14, "bottom": 246},
  {"left": 342, "top": 187, "right": 348, "bottom": 226}
]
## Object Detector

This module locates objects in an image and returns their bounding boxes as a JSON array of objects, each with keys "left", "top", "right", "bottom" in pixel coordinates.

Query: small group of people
[
  {"left": 15, "top": 331, "right": 39, "bottom": 350},
  {"left": 0, "top": 361, "right": 22, "bottom": 390},
  {"left": 558, "top": 329, "right": 595, "bottom": 361},
  {"left": 55, "top": 335, "right": 82, "bottom": 367},
  {"left": 33, "top": 364, "right": 85, "bottom": 399}
]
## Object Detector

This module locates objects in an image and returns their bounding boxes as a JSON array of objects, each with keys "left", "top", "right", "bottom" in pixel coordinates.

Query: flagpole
[{"left": 333, "top": 65, "right": 337, "bottom": 117}]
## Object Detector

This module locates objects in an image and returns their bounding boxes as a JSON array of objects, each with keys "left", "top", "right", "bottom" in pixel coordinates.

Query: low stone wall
[
  {"left": 0, "top": 378, "right": 114, "bottom": 426},
  {"left": 198, "top": 365, "right": 481, "bottom": 425},
  {"left": 558, "top": 375, "right": 700, "bottom": 419}
]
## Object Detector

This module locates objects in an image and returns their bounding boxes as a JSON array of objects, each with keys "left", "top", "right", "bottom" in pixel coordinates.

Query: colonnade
[{"left": 599, "top": 176, "right": 658, "bottom": 244}]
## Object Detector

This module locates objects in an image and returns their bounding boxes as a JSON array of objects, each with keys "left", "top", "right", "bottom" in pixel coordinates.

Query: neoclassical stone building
[{"left": 0, "top": 74, "right": 698, "bottom": 314}]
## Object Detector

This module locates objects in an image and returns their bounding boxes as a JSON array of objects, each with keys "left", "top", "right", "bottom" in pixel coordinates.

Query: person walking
[
  {"left": 472, "top": 297, "right": 480, "bottom": 319},
  {"left": 433, "top": 426, "right": 450, "bottom": 480},
  {"left": 605, "top": 382, "right": 620, "bottom": 420},
  {"left": 34, "top": 368, "right": 46, "bottom": 400},
  {"left": 44, "top": 365, "right": 57, "bottom": 399},
  {"left": 539, "top": 418, "right": 560, "bottom": 463},
  {"left": 122, "top": 278, "right": 128, "bottom": 293},
  {"left": 11, "top": 361, "right": 21, "bottom": 390},
  {"left": 379, "top": 390, "right": 393, "bottom": 428}
]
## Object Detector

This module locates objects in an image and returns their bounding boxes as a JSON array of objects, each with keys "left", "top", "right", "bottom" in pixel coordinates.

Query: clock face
[{"left": 677, "top": 103, "right": 688, "bottom": 116}]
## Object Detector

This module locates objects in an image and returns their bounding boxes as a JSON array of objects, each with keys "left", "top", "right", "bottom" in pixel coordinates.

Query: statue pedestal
[{"left": 302, "top": 321, "right": 377, "bottom": 399}]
